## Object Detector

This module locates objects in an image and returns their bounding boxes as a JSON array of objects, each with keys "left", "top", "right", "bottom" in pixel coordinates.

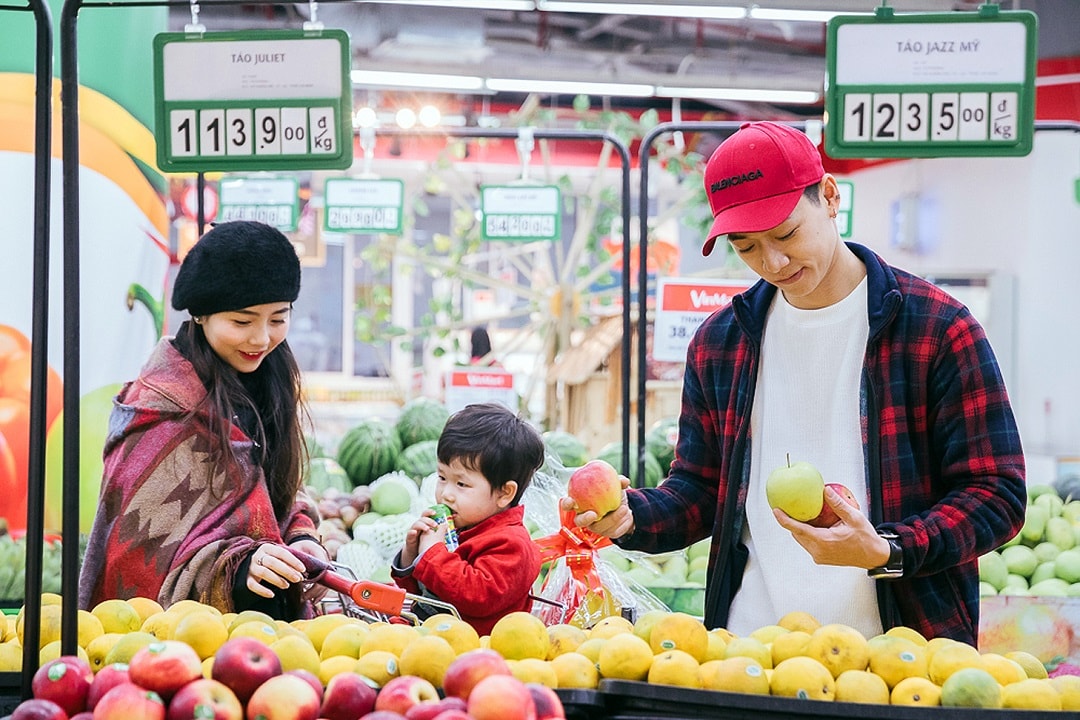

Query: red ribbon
[{"left": 534, "top": 508, "right": 612, "bottom": 616}]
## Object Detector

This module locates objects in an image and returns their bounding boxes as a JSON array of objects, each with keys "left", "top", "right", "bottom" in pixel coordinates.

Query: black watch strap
[{"left": 868, "top": 532, "right": 903, "bottom": 579}]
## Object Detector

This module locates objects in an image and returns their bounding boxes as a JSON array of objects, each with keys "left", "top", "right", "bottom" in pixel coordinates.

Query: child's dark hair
[{"left": 436, "top": 403, "right": 544, "bottom": 505}]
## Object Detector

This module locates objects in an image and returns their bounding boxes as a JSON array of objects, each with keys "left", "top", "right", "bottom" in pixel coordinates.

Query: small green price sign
[
  {"left": 218, "top": 176, "right": 299, "bottom": 231},
  {"left": 480, "top": 185, "right": 561, "bottom": 242},
  {"left": 153, "top": 29, "right": 354, "bottom": 172},
  {"left": 323, "top": 178, "right": 404, "bottom": 234},
  {"left": 836, "top": 180, "right": 854, "bottom": 238},
  {"left": 825, "top": 7, "right": 1037, "bottom": 158}
]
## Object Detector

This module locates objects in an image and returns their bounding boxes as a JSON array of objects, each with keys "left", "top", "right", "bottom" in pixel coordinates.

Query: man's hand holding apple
[
  {"left": 559, "top": 473, "right": 635, "bottom": 539},
  {"left": 773, "top": 485, "right": 892, "bottom": 570}
]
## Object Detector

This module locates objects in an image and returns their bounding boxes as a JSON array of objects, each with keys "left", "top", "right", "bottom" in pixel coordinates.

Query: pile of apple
[{"left": 9, "top": 638, "right": 565, "bottom": 720}]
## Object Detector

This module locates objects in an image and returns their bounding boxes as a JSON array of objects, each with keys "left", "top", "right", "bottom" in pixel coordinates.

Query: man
[{"left": 566, "top": 121, "right": 1025, "bottom": 644}]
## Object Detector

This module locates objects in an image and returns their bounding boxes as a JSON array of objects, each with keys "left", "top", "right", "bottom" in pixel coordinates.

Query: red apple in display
[
  {"left": 86, "top": 664, "right": 130, "bottom": 711},
  {"left": 525, "top": 683, "right": 565, "bottom": 720},
  {"left": 467, "top": 675, "right": 536, "bottom": 720},
  {"left": 129, "top": 640, "right": 203, "bottom": 701},
  {"left": 92, "top": 682, "right": 166, "bottom": 720},
  {"left": 567, "top": 460, "right": 622, "bottom": 517},
  {"left": 283, "top": 669, "right": 323, "bottom": 702},
  {"left": 11, "top": 698, "right": 68, "bottom": 720},
  {"left": 806, "top": 483, "right": 861, "bottom": 528},
  {"left": 71, "top": 713, "right": 93, "bottom": 720},
  {"left": 362, "top": 713, "right": 408, "bottom": 720},
  {"left": 319, "top": 671, "right": 376, "bottom": 720},
  {"left": 442, "top": 648, "right": 512, "bottom": 700},
  {"left": 431, "top": 711, "right": 471, "bottom": 720},
  {"left": 404, "top": 696, "right": 467, "bottom": 720},
  {"left": 166, "top": 678, "right": 242, "bottom": 720},
  {"left": 31, "top": 655, "right": 94, "bottom": 716},
  {"left": 211, "top": 636, "right": 283, "bottom": 705},
  {"left": 244, "top": 673, "right": 321, "bottom": 720},
  {"left": 372, "top": 676, "right": 439, "bottom": 715}
]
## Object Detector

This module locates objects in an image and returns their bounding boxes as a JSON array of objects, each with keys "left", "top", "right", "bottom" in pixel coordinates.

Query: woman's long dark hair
[{"left": 176, "top": 319, "right": 308, "bottom": 519}]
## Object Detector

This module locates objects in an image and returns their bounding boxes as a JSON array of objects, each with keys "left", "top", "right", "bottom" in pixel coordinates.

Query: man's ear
[{"left": 496, "top": 481, "right": 518, "bottom": 508}]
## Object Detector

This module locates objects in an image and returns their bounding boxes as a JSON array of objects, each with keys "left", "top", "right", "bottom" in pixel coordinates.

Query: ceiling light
[
  {"left": 656, "top": 86, "right": 822, "bottom": 105},
  {"left": 486, "top": 77, "right": 654, "bottom": 97},
  {"left": 367, "top": 0, "right": 534, "bottom": 10},
  {"left": 351, "top": 70, "right": 486, "bottom": 92},
  {"left": 537, "top": 1, "right": 746, "bottom": 19},
  {"left": 353, "top": 107, "right": 378, "bottom": 128},
  {"left": 395, "top": 108, "right": 417, "bottom": 129},
  {"left": 749, "top": 7, "right": 871, "bottom": 22},
  {"left": 418, "top": 105, "right": 442, "bottom": 127}
]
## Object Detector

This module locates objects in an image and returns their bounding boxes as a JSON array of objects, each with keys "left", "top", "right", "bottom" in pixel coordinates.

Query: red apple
[
  {"left": 442, "top": 649, "right": 511, "bottom": 700},
  {"left": 11, "top": 698, "right": 68, "bottom": 720},
  {"left": 166, "top": 678, "right": 242, "bottom": 720},
  {"left": 404, "top": 696, "right": 467, "bottom": 720},
  {"left": 807, "top": 483, "right": 861, "bottom": 528},
  {"left": 319, "top": 671, "right": 376, "bottom": 720},
  {"left": 432, "top": 711, "right": 471, "bottom": 720},
  {"left": 284, "top": 669, "right": 323, "bottom": 702},
  {"left": 71, "top": 713, "right": 93, "bottom": 720},
  {"left": 92, "top": 682, "right": 165, "bottom": 720},
  {"left": 129, "top": 640, "right": 203, "bottom": 701},
  {"left": 31, "top": 656, "right": 94, "bottom": 716},
  {"left": 467, "top": 675, "right": 536, "bottom": 720},
  {"left": 244, "top": 673, "right": 321, "bottom": 720},
  {"left": 361, "top": 713, "right": 407, "bottom": 720},
  {"left": 567, "top": 460, "right": 622, "bottom": 517},
  {"left": 525, "top": 683, "right": 564, "bottom": 720},
  {"left": 211, "top": 636, "right": 283, "bottom": 705},
  {"left": 86, "top": 664, "right": 130, "bottom": 711},
  {"left": 372, "top": 676, "right": 439, "bottom": 716}
]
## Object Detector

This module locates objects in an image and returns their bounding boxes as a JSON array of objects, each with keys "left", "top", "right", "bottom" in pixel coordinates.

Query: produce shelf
[{"left": 555, "top": 687, "right": 607, "bottom": 719}]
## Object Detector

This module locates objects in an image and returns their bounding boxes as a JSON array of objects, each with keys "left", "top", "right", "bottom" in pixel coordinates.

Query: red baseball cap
[{"left": 701, "top": 121, "right": 825, "bottom": 256}]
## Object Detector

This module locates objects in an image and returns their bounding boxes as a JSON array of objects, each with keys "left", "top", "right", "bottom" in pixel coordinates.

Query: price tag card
[
  {"left": 653, "top": 279, "right": 752, "bottom": 362},
  {"left": 444, "top": 368, "right": 517, "bottom": 414},
  {"left": 218, "top": 176, "right": 299, "bottom": 231},
  {"left": 323, "top": 178, "right": 404, "bottom": 234},
  {"left": 480, "top": 185, "right": 561, "bottom": 242},
  {"left": 153, "top": 29, "right": 353, "bottom": 172},
  {"left": 825, "top": 8, "right": 1036, "bottom": 158}
]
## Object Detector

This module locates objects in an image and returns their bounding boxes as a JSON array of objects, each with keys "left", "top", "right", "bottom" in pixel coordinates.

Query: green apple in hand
[{"left": 765, "top": 455, "right": 825, "bottom": 522}]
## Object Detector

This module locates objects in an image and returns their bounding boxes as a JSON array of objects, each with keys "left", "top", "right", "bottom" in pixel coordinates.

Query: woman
[{"left": 79, "top": 221, "right": 329, "bottom": 619}]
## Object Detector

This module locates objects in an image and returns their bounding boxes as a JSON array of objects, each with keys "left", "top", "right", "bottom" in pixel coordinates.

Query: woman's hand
[{"left": 247, "top": 543, "right": 307, "bottom": 599}]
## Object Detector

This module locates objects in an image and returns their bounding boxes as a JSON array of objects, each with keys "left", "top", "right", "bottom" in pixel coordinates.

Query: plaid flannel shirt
[{"left": 619, "top": 243, "right": 1025, "bottom": 644}]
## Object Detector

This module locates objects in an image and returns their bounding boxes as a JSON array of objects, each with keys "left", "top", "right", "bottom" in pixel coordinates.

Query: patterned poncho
[{"left": 78, "top": 338, "right": 319, "bottom": 614}]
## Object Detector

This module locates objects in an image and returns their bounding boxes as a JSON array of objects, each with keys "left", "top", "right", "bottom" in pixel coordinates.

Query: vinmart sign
[{"left": 653, "top": 279, "right": 752, "bottom": 362}]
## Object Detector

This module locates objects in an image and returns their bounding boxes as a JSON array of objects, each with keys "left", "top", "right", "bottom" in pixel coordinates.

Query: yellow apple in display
[{"left": 765, "top": 456, "right": 825, "bottom": 523}]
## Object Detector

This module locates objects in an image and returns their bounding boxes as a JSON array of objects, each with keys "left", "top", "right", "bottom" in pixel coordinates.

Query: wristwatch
[{"left": 868, "top": 532, "right": 904, "bottom": 579}]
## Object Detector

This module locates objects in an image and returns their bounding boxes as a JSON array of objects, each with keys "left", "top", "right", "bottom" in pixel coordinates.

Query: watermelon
[
  {"left": 542, "top": 430, "right": 589, "bottom": 469},
  {"left": 645, "top": 417, "right": 679, "bottom": 474},
  {"left": 597, "top": 441, "right": 664, "bottom": 489},
  {"left": 397, "top": 439, "right": 439, "bottom": 482},
  {"left": 395, "top": 396, "right": 450, "bottom": 448},
  {"left": 337, "top": 418, "right": 403, "bottom": 487},
  {"left": 304, "top": 457, "right": 353, "bottom": 494}
]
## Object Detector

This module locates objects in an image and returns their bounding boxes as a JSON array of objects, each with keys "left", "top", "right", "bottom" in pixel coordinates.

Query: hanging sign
[
  {"left": 480, "top": 185, "right": 561, "bottom": 242},
  {"left": 444, "top": 368, "right": 517, "bottom": 413},
  {"left": 218, "top": 176, "right": 299, "bottom": 230},
  {"left": 824, "top": 7, "right": 1037, "bottom": 158},
  {"left": 153, "top": 29, "right": 354, "bottom": 172},
  {"left": 653, "top": 279, "right": 752, "bottom": 362},
  {"left": 323, "top": 178, "right": 405, "bottom": 234}
]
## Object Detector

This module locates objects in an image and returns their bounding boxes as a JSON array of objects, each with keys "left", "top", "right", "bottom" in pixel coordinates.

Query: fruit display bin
[
  {"left": 978, "top": 596, "right": 1080, "bottom": 670},
  {"left": 555, "top": 687, "right": 608, "bottom": 719},
  {"left": 0, "top": 672, "right": 19, "bottom": 717},
  {"left": 597, "top": 679, "right": 1068, "bottom": 720}
]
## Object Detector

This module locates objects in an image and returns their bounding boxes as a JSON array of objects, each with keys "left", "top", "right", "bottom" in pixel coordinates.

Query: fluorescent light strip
[
  {"left": 538, "top": 1, "right": 746, "bottom": 20},
  {"left": 656, "top": 86, "right": 821, "bottom": 105},
  {"left": 351, "top": 70, "right": 485, "bottom": 92},
  {"left": 368, "top": 0, "right": 535, "bottom": 10},
  {"left": 487, "top": 77, "right": 655, "bottom": 97},
  {"left": 749, "top": 8, "right": 870, "bottom": 23}
]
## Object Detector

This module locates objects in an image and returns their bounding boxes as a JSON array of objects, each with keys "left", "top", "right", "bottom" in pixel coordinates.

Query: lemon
[
  {"left": 201, "top": 656, "right": 214, "bottom": 679},
  {"left": 165, "top": 599, "right": 219, "bottom": 618},
  {"left": 1000, "top": 678, "right": 1061, "bottom": 710},
  {"left": 508, "top": 657, "right": 559, "bottom": 688},
  {"left": 698, "top": 656, "right": 769, "bottom": 694},
  {"left": 0, "top": 643, "right": 22, "bottom": 672},
  {"left": 704, "top": 630, "right": 729, "bottom": 662},
  {"left": 631, "top": 609, "right": 668, "bottom": 644},
  {"left": 549, "top": 651, "right": 599, "bottom": 689},
  {"left": 771, "top": 630, "right": 812, "bottom": 667},
  {"left": 17, "top": 603, "right": 62, "bottom": 649},
  {"left": 940, "top": 667, "right": 1002, "bottom": 708},
  {"left": 76, "top": 609, "right": 105, "bottom": 650},
  {"left": 320, "top": 622, "right": 370, "bottom": 659},
  {"left": 770, "top": 656, "right": 835, "bottom": 700},
  {"left": 270, "top": 634, "right": 321, "bottom": 676},
  {"left": 750, "top": 624, "right": 790, "bottom": 645},
  {"left": 274, "top": 621, "right": 308, "bottom": 641},
  {"left": 126, "top": 597, "right": 165, "bottom": 625},
  {"left": 354, "top": 650, "right": 399, "bottom": 688},
  {"left": 545, "top": 624, "right": 587, "bottom": 659},
  {"left": 85, "top": 632, "right": 124, "bottom": 672},
  {"left": 90, "top": 599, "right": 142, "bottom": 634},
  {"left": 227, "top": 609, "right": 277, "bottom": 633},
  {"left": 927, "top": 640, "right": 983, "bottom": 685},
  {"left": 804, "top": 623, "right": 869, "bottom": 678},
  {"left": 777, "top": 610, "right": 821, "bottom": 634},
  {"left": 318, "top": 655, "right": 361, "bottom": 686},
  {"left": 40, "top": 640, "right": 89, "bottom": 667},
  {"left": 174, "top": 611, "right": 229, "bottom": 660},
  {"left": 398, "top": 635, "right": 456, "bottom": 687},
  {"left": 588, "top": 615, "right": 634, "bottom": 640},
  {"left": 890, "top": 676, "right": 942, "bottom": 706},
  {"left": 359, "top": 624, "right": 420, "bottom": 659},
  {"left": 723, "top": 636, "right": 773, "bottom": 670},
  {"left": 489, "top": 612, "right": 549, "bottom": 661},
  {"left": 102, "top": 630, "right": 157, "bottom": 667},
  {"left": 596, "top": 632, "right": 652, "bottom": 681},
  {"left": 1049, "top": 675, "right": 1080, "bottom": 710},
  {"left": 866, "top": 635, "right": 927, "bottom": 689},
  {"left": 423, "top": 617, "right": 480, "bottom": 656},
  {"left": 648, "top": 612, "right": 709, "bottom": 663},
  {"left": 647, "top": 649, "right": 701, "bottom": 688},
  {"left": 1003, "top": 650, "right": 1048, "bottom": 679},
  {"left": 979, "top": 652, "right": 1026, "bottom": 685},
  {"left": 574, "top": 637, "right": 606, "bottom": 665},
  {"left": 228, "top": 621, "right": 278, "bottom": 645},
  {"left": 834, "top": 669, "right": 890, "bottom": 704},
  {"left": 140, "top": 611, "right": 181, "bottom": 641},
  {"left": 304, "top": 614, "right": 357, "bottom": 654},
  {"left": 884, "top": 625, "right": 928, "bottom": 646}
]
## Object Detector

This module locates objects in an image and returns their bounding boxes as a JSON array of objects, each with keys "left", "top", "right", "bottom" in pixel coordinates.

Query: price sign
[
  {"left": 825, "top": 8, "right": 1037, "bottom": 158},
  {"left": 153, "top": 29, "right": 353, "bottom": 172},
  {"left": 653, "top": 279, "right": 752, "bottom": 362},
  {"left": 218, "top": 176, "right": 298, "bottom": 231},
  {"left": 323, "top": 178, "right": 404, "bottom": 234},
  {"left": 836, "top": 180, "right": 854, "bottom": 238},
  {"left": 444, "top": 368, "right": 517, "bottom": 413},
  {"left": 480, "top": 185, "right": 561, "bottom": 242}
]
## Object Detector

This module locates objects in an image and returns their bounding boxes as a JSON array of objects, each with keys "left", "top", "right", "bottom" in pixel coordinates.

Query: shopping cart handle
[
  {"left": 287, "top": 547, "right": 409, "bottom": 617},
  {"left": 287, "top": 546, "right": 334, "bottom": 580}
]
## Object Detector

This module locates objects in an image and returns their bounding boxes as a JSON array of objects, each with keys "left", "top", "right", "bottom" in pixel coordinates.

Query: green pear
[
  {"left": 1030, "top": 560, "right": 1058, "bottom": 586},
  {"left": 1033, "top": 541, "right": 1062, "bottom": 564},
  {"left": 1034, "top": 492, "right": 1065, "bottom": 519},
  {"left": 1045, "top": 517, "right": 1076, "bottom": 551},
  {"left": 1054, "top": 548, "right": 1080, "bottom": 583},
  {"left": 1027, "top": 484, "right": 1058, "bottom": 502},
  {"left": 687, "top": 538, "right": 711, "bottom": 562},
  {"left": 1029, "top": 578, "right": 1070, "bottom": 596},
  {"left": 1061, "top": 501, "right": 1080, "bottom": 524},
  {"left": 1000, "top": 544, "right": 1038, "bottom": 578},
  {"left": 978, "top": 551, "right": 1009, "bottom": 591},
  {"left": 979, "top": 582, "right": 998, "bottom": 597},
  {"left": 1020, "top": 504, "right": 1049, "bottom": 545},
  {"left": 1003, "top": 573, "right": 1029, "bottom": 591},
  {"left": 1068, "top": 583, "right": 1080, "bottom": 597}
]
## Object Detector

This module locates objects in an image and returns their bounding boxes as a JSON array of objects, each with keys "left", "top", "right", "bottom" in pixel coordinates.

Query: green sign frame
[
  {"left": 480, "top": 184, "right": 561, "bottom": 242},
  {"left": 218, "top": 176, "right": 299, "bottom": 231},
  {"left": 323, "top": 178, "right": 405, "bottom": 234},
  {"left": 153, "top": 29, "right": 354, "bottom": 172},
  {"left": 836, "top": 179, "right": 854, "bottom": 239},
  {"left": 825, "top": 7, "right": 1037, "bottom": 158}
]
